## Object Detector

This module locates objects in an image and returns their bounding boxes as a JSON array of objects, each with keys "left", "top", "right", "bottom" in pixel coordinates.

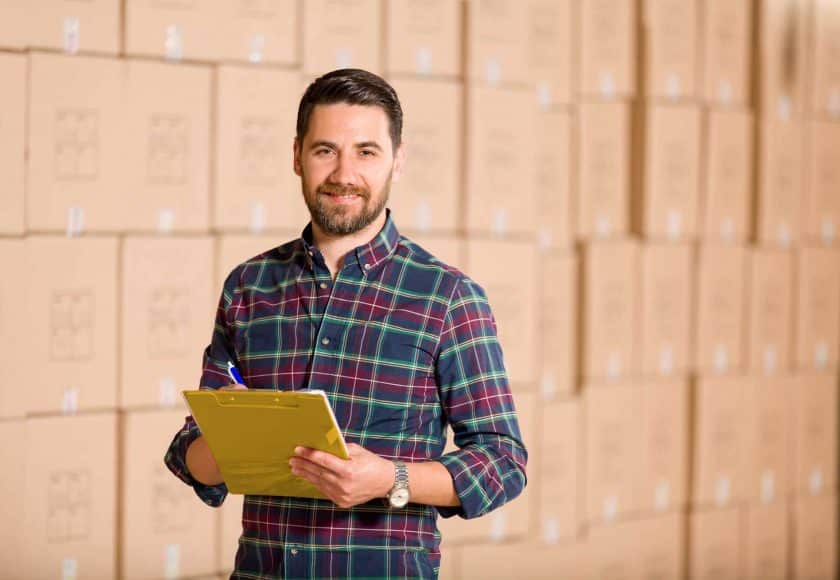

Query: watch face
[{"left": 389, "top": 488, "right": 410, "bottom": 508}]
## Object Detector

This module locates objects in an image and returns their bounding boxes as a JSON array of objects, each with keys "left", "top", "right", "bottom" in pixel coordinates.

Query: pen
[{"left": 227, "top": 361, "right": 246, "bottom": 385}]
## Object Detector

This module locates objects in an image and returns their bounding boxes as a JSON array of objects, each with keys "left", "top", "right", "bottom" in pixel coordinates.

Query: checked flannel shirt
[{"left": 164, "top": 212, "right": 528, "bottom": 579}]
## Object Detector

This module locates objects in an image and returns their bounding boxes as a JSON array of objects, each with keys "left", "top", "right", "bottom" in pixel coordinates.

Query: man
[{"left": 165, "top": 69, "right": 527, "bottom": 579}]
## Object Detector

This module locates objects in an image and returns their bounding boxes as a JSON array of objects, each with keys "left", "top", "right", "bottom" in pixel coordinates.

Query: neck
[{"left": 311, "top": 211, "right": 387, "bottom": 279}]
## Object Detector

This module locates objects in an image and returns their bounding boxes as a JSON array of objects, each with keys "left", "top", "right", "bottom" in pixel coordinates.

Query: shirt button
[
  {"left": 363, "top": 263, "right": 371, "bottom": 270},
  {"left": 319, "top": 282, "right": 328, "bottom": 290},
  {"left": 290, "top": 548, "right": 299, "bottom": 556},
  {"left": 321, "top": 337, "right": 330, "bottom": 346}
]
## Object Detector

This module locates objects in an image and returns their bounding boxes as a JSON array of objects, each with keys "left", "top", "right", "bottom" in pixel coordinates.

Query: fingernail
[{"left": 294, "top": 446, "right": 303, "bottom": 455}]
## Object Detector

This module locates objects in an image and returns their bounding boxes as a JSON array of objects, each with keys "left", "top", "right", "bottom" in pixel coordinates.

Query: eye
[
  {"left": 360, "top": 149, "right": 377, "bottom": 157},
  {"left": 314, "top": 148, "right": 333, "bottom": 157}
]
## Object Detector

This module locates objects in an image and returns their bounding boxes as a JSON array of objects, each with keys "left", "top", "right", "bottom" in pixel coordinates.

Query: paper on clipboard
[{"left": 182, "top": 389, "right": 349, "bottom": 499}]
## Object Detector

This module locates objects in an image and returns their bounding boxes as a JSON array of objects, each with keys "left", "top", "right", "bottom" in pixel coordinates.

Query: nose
[{"left": 327, "top": 151, "right": 358, "bottom": 186}]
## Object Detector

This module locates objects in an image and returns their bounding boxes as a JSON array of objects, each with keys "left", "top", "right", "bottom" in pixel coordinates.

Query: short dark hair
[{"left": 296, "top": 69, "right": 403, "bottom": 151}]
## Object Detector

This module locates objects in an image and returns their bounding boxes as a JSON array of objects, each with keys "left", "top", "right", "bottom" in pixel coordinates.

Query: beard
[{"left": 302, "top": 172, "right": 391, "bottom": 236}]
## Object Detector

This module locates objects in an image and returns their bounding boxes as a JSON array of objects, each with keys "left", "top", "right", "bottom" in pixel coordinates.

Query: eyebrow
[{"left": 309, "top": 140, "right": 384, "bottom": 152}]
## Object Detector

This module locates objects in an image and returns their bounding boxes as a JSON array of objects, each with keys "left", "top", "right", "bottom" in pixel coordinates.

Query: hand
[
  {"left": 219, "top": 383, "right": 247, "bottom": 391},
  {"left": 289, "top": 443, "right": 395, "bottom": 509}
]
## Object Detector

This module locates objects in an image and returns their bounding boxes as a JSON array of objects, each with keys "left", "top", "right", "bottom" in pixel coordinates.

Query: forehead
[{"left": 304, "top": 103, "right": 390, "bottom": 144}]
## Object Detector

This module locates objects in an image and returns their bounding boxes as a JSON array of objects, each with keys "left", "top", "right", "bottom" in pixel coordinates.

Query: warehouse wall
[{"left": 0, "top": 0, "right": 838, "bottom": 578}]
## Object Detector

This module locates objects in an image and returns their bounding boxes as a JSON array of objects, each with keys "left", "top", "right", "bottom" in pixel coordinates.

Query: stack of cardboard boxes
[{"left": 0, "top": 0, "right": 838, "bottom": 578}]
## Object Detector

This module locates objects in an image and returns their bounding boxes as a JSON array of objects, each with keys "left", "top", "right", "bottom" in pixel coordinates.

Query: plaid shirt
[{"left": 164, "top": 213, "right": 527, "bottom": 579}]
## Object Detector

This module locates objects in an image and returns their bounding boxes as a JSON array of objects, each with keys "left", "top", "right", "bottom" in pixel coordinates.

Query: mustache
[{"left": 317, "top": 183, "right": 370, "bottom": 198}]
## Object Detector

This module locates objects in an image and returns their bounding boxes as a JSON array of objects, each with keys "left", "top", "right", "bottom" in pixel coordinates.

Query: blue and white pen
[{"left": 226, "top": 361, "right": 246, "bottom": 386}]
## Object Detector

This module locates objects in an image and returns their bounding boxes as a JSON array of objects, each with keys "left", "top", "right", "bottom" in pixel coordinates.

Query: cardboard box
[
  {"left": 120, "top": 237, "right": 215, "bottom": 409},
  {"left": 539, "top": 252, "right": 577, "bottom": 397},
  {"left": 0, "top": 420, "right": 25, "bottom": 577},
  {"left": 465, "top": 0, "right": 530, "bottom": 86},
  {"left": 577, "top": 102, "right": 632, "bottom": 240},
  {"left": 744, "top": 376, "right": 792, "bottom": 504},
  {"left": 23, "top": 413, "right": 117, "bottom": 579},
  {"left": 692, "top": 377, "right": 748, "bottom": 508},
  {"left": 702, "top": 0, "right": 752, "bottom": 106},
  {"left": 640, "top": 243, "right": 693, "bottom": 378},
  {"left": 537, "top": 397, "right": 580, "bottom": 543},
  {"left": 756, "top": 120, "right": 804, "bottom": 247},
  {"left": 458, "top": 540, "right": 583, "bottom": 580},
  {"left": 465, "top": 85, "right": 537, "bottom": 237},
  {"left": 124, "top": 0, "right": 214, "bottom": 59},
  {"left": 302, "top": 0, "right": 382, "bottom": 75},
  {"left": 791, "top": 374, "right": 838, "bottom": 496},
  {"left": 27, "top": 52, "right": 124, "bottom": 233},
  {"left": 794, "top": 246, "right": 840, "bottom": 371},
  {"left": 804, "top": 121, "right": 840, "bottom": 244},
  {"left": 529, "top": 0, "right": 575, "bottom": 105},
  {"left": 747, "top": 248, "right": 794, "bottom": 376},
  {"left": 688, "top": 507, "right": 743, "bottom": 580},
  {"left": 388, "top": 78, "right": 461, "bottom": 234},
  {"left": 25, "top": 237, "right": 119, "bottom": 415},
  {"left": 809, "top": 0, "right": 840, "bottom": 118},
  {"left": 217, "top": 234, "right": 289, "bottom": 291},
  {"left": 385, "top": 0, "right": 461, "bottom": 77},
  {"left": 637, "top": 104, "right": 702, "bottom": 240},
  {"left": 122, "top": 59, "right": 211, "bottom": 233},
  {"left": 6, "top": 0, "right": 121, "bottom": 54},
  {"left": 219, "top": 494, "right": 244, "bottom": 573},
  {"left": 579, "top": 0, "right": 637, "bottom": 98},
  {"left": 0, "top": 53, "right": 26, "bottom": 235},
  {"left": 213, "top": 0, "right": 298, "bottom": 65},
  {"left": 464, "top": 240, "right": 537, "bottom": 385},
  {"left": 403, "top": 234, "right": 464, "bottom": 273},
  {"left": 642, "top": 0, "right": 699, "bottom": 99},
  {"left": 581, "top": 240, "right": 640, "bottom": 381},
  {"left": 121, "top": 409, "right": 218, "bottom": 579},
  {"left": 693, "top": 244, "right": 747, "bottom": 375},
  {"left": 0, "top": 241, "right": 27, "bottom": 419},
  {"left": 637, "top": 378, "right": 690, "bottom": 512},
  {"left": 535, "top": 109, "right": 574, "bottom": 249},
  {"left": 792, "top": 494, "right": 838, "bottom": 580},
  {"left": 214, "top": 65, "right": 307, "bottom": 233},
  {"left": 583, "top": 383, "right": 642, "bottom": 523},
  {"left": 438, "top": 392, "right": 536, "bottom": 543},
  {"left": 701, "top": 109, "right": 754, "bottom": 243},
  {"left": 587, "top": 512, "right": 685, "bottom": 579},
  {"left": 743, "top": 502, "right": 788, "bottom": 580},
  {"left": 757, "top": 0, "right": 810, "bottom": 120}
]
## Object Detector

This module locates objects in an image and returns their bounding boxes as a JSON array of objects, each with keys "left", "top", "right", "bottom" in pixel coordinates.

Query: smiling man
[{"left": 164, "top": 69, "right": 527, "bottom": 579}]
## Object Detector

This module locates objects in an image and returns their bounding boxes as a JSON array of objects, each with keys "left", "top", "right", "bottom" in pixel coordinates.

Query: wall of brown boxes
[{"left": 0, "top": 0, "right": 838, "bottom": 578}]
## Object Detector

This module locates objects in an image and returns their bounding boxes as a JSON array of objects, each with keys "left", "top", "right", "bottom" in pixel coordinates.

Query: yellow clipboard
[{"left": 182, "top": 389, "right": 349, "bottom": 499}]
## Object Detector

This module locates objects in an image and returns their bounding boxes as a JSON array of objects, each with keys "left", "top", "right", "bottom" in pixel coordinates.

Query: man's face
[{"left": 294, "top": 103, "right": 404, "bottom": 236}]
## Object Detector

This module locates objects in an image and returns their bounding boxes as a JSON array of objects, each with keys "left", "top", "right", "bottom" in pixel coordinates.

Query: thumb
[{"left": 220, "top": 383, "right": 248, "bottom": 391}]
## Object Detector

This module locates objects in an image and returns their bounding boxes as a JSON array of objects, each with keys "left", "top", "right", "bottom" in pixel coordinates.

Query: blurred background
[{"left": 0, "top": 0, "right": 838, "bottom": 578}]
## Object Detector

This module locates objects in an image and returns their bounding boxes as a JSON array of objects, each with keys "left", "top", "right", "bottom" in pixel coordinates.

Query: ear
[
  {"left": 293, "top": 137, "right": 302, "bottom": 177},
  {"left": 391, "top": 142, "right": 406, "bottom": 183}
]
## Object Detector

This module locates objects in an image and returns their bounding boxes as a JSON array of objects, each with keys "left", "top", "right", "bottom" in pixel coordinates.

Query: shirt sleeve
[
  {"left": 435, "top": 276, "right": 528, "bottom": 519},
  {"left": 163, "top": 269, "right": 242, "bottom": 507}
]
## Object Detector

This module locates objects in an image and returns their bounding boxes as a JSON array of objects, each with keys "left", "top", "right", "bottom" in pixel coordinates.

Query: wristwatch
[{"left": 386, "top": 460, "right": 410, "bottom": 508}]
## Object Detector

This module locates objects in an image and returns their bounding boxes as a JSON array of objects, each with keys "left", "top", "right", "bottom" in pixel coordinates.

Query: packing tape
[
  {"left": 718, "top": 80, "right": 733, "bottom": 105},
  {"left": 665, "top": 74, "right": 681, "bottom": 100},
  {"left": 159, "top": 378, "right": 177, "bottom": 408},
  {"left": 602, "top": 495, "right": 618, "bottom": 521},
  {"left": 62, "top": 558, "right": 78, "bottom": 580},
  {"left": 415, "top": 47, "right": 432, "bottom": 75},
  {"left": 815, "top": 342, "right": 829, "bottom": 370},
  {"left": 158, "top": 209, "right": 174, "bottom": 234},
  {"left": 63, "top": 17, "right": 80, "bottom": 55},
  {"left": 715, "top": 475, "right": 731, "bottom": 506},
  {"left": 763, "top": 346, "right": 778, "bottom": 376},
  {"left": 821, "top": 218, "right": 835, "bottom": 245},
  {"left": 654, "top": 480, "right": 670, "bottom": 511},
  {"left": 62, "top": 387, "right": 79, "bottom": 415},
  {"left": 414, "top": 200, "right": 432, "bottom": 233},
  {"left": 336, "top": 47, "right": 353, "bottom": 68},
  {"left": 250, "top": 202, "right": 266, "bottom": 234},
  {"left": 599, "top": 72, "right": 616, "bottom": 99},
  {"left": 489, "top": 510, "right": 507, "bottom": 541},
  {"left": 761, "top": 470, "right": 776, "bottom": 504},
  {"left": 713, "top": 344, "right": 729, "bottom": 374},
  {"left": 542, "top": 517, "right": 560, "bottom": 545},
  {"left": 164, "top": 544, "right": 180, "bottom": 580},
  {"left": 66, "top": 207, "right": 85, "bottom": 237},
  {"left": 809, "top": 467, "right": 824, "bottom": 495},
  {"left": 485, "top": 58, "right": 501, "bottom": 85},
  {"left": 165, "top": 25, "right": 183, "bottom": 61},
  {"left": 777, "top": 222, "right": 791, "bottom": 248},
  {"left": 249, "top": 35, "right": 265, "bottom": 64}
]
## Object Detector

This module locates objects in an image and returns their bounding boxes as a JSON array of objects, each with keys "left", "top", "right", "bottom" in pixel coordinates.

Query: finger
[
  {"left": 219, "top": 383, "right": 247, "bottom": 391},
  {"left": 294, "top": 446, "right": 348, "bottom": 474}
]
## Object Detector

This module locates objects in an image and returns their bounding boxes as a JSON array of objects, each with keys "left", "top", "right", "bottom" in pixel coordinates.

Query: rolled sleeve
[
  {"left": 435, "top": 277, "right": 528, "bottom": 519},
  {"left": 164, "top": 414, "right": 228, "bottom": 507}
]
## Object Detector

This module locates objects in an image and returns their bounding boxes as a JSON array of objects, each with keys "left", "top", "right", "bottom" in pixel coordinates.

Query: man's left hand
[{"left": 289, "top": 443, "right": 395, "bottom": 508}]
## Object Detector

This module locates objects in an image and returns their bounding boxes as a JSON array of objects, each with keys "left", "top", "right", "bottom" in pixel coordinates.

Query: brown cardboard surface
[
  {"left": 0, "top": 52, "right": 26, "bottom": 235},
  {"left": 693, "top": 244, "right": 748, "bottom": 375},
  {"left": 214, "top": 0, "right": 298, "bottom": 65},
  {"left": 583, "top": 383, "right": 642, "bottom": 523},
  {"left": 23, "top": 413, "right": 117, "bottom": 579},
  {"left": 804, "top": 120, "right": 840, "bottom": 244},
  {"left": 121, "top": 59, "right": 211, "bottom": 233},
  {"left": 25, "top": 237, "right": 119, "bottom": 414},
  {"left": 529, "top": 0, "right": 575, "bottom": 105},
  {"left": 121, "top": 409, "right": 218, "bottom": 579},
  {"left": 465, "top": 0, "right": 530, "bottom": 86},
  {"left": 579, "top": 0, "right": 637, "bottom": 98},
  {"left": 747, "top": 248, "right": 794, "bottom": 375},
  {"left": 24, "top": 0, "right": 120, "bottom": 54},
  {"left": 581, "top": 240, "right": 640, "bottom": 381},
  {"left": 642, "top": 0, "right": 699, "bottom": 99},
  {"left": 27, "top": 52, "right": 124, "bottom": 233},
  {"left": 219, "top": 494, "right": 244, "bottom": 573},
  {"left": 302, "top": 0, "right": 382, "bottom": 75},
  {"left": 403, "top": 233, "right": 464, "bottom": 273},
  {"left": 214, "top": 65, "right": 306, "bottom": 233},
  {"left": 458, "top": 539, "right": 583, "bottom": 579},
  {"left": 791, "top": 373, "right": 838, "bottom": 496},
  {"left": 577, "top": 102, "right": 632, "bottom": 240},
  {"left": 0, "top": 419, "right": 25, "bottom": 577},
  {"left": 691, "top": 376, "right": 748, "bottom": 508},
  {"left": 688, "top": 507, "right": 743, "bottom": 580},
  {"left": 640, "top": 242, "right": 693, "bottom": 377},
  {"left": 639, "top": 103, "right": 702, "bottom": 240},
  {"left": 120, "top": 236, "right": 216, "bottom": 409},
  {"left": 744, "top": 376, "right": 792, "bottom": 504},
  {"left": 0, "top": 241, "right": 27, "bottom": 419},
  {"left": 702, "top": 109, "right": 754, "bottom": 243},
  {"left": 537, "top": 397, "right": 580, "bottom": 543},
  {"left": 808, "top": 0, "right": 840, "bottom": 118},
  {"left": 216, "top": 234, "right": 290, "bottom": 292},
  {"left": 539, "top": 252, "right": 577, "bottom": 397},
  {"left": 702, "top": 0, "right": 752, "bottom": 106},
  {"left": 756, "top": 120, "right": 804, "bottom": 248},
  {"left": 385, "top": 0, "right": 461, "bottom": 77},
  {"left": 794, "top": 246, "right": 840, "bottom": 371},
  {"left": 465, "top": 84, "right": 537, "bottom": 237},
  {"left": 757, "top": 0, "right": 810, "bottom": 120},
  {"left": 535, "top": 108, "right": 574, "bottom": 249},
  {"left": 464, "top": 239, "right": 537, "bottom": 385},
  {"left": 743, "top": 501, "right": 788, "bottom": 580},
  {"left": 792, "top": 493, "right": 838, "bottom": 580},
  {"left": 388, "top": 78, "right": 461, "bottom": 234}
]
